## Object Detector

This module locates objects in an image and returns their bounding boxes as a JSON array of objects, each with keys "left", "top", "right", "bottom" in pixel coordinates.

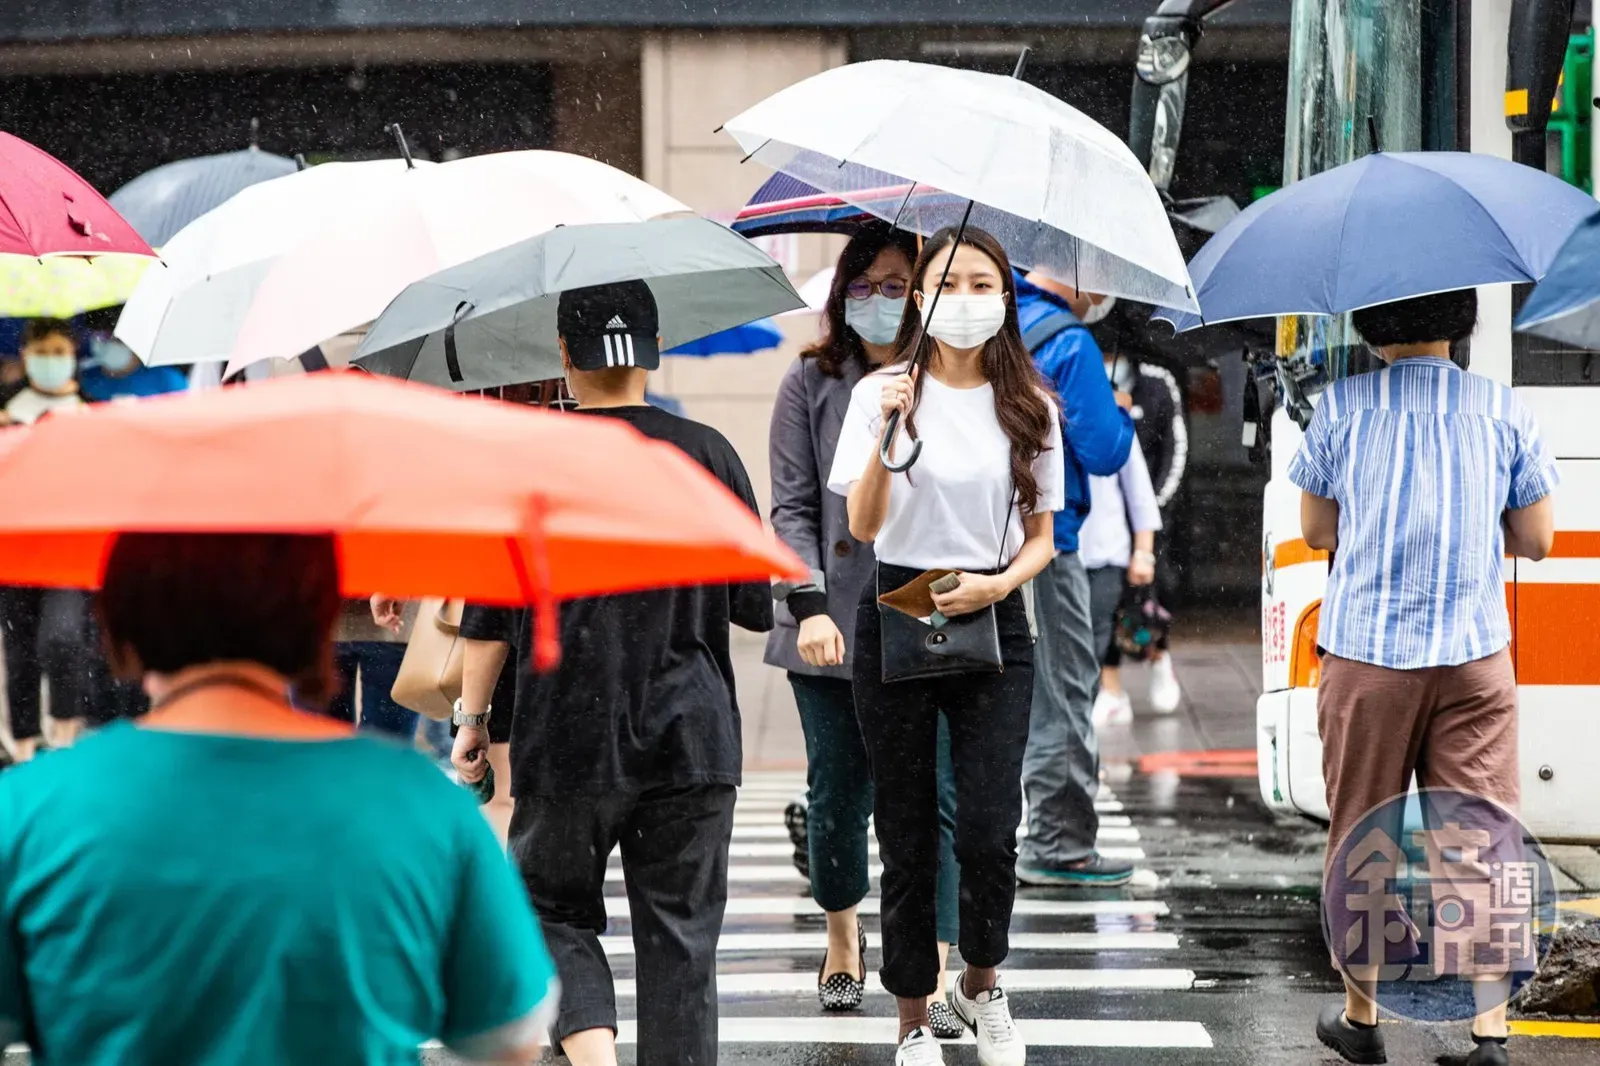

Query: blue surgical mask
[
  {"left": 91, "top": 336, "right": 139, "bottom": 374},
  {"left": 23, "top": 354, "right": 76, "bottom": 394},
  {"left": 844, "top": 294, "right": 906, "bottom": 346}
]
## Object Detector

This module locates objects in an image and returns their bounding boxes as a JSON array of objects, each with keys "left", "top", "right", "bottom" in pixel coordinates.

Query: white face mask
[
  {"left": 1082, "top": 295, "right": 1116, "bottom": 325},
  {"left": 920, "top": 293, "right": 1007, "bottom": 349},
  {"left": 844, "top": 294, "right": 905, "bottom": 346},
  {"left": 91, "top": 336, "right": 138, "bottom": 374}
]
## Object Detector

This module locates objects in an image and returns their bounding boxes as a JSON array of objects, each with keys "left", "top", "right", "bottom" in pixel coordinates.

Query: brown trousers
[{"left": 1318, "top": 649, "right": 1525, "bottom": 973}]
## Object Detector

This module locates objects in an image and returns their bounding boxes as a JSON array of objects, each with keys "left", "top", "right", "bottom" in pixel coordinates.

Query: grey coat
[{"left": 763, "top": 355, "right": 878, "bottom": 678}]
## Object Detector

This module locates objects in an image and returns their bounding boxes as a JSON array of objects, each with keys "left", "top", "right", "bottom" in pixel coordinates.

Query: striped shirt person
[
  {"left": 1288, "top": 356, "right": 1559, "bottom": 669},
  {"left": 1293, "top": 290, "right": 1556, "bottom": 1066}
]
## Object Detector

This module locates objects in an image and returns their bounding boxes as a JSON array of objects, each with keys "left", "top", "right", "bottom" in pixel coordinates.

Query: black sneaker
[
  {"left": 1315, "top": 1004, "right": 1386, "bottom": 1064},
  {"left": 1466, "top": 1035, "right": 1510, "bottom": 1066},
  {"left": 784, "top": 796, "right": 810, "bottom": 880}
]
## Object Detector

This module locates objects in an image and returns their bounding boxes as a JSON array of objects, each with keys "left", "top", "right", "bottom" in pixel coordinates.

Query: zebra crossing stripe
[
  {"left": 607, "top": 1017, "right": 1211, "bottom": 1047},
  {"left": 728, "top": 814, "right": 1135, "bottom": 837},
  {"left": 422, "top": 1016, "right": 1211, "bottom": 1049},
  {"left": 605, "top": 853, "right": 1144, "bottom": 883},
  {"left": 607, "top": 968, "right": 1197, "bottom": 996},
  {"left": 725, "top": 832, "right": 1138, "bottom": 859},
  {"left": 597, "top": 931, "right": 1179, "bottom": 956},
  {"left": 732, "top": 798, "right": 1124, "bottom": 814},
  {"left": 604, "top": 896, "right": 1170, "bottom": 918}
]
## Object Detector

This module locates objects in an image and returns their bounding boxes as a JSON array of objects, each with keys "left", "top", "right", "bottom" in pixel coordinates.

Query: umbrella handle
[{"left": 879, "top": 409, "right": 922, "bottom": 472}]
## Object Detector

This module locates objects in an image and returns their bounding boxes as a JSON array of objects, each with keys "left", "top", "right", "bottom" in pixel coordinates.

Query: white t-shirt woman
[
  {"left": 820, "top": 226, "right": 1061, "bottom": 1066},
  {"left": 828, "top": 365, "right": 1063, "bottom": 571}
]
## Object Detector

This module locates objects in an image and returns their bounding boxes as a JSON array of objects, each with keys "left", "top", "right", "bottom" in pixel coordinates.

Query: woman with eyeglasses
[
  {"left": 766, "top": 223, "right": 965, "bottom": 1036},
  {"left": 829, "top": 226, "right": 1062, "bottom": 1066}
]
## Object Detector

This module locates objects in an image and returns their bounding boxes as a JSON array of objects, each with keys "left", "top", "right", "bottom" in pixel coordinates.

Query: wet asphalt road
[
  {"left": 7, "top": 764, "right": 1595, "bottom": 1065},
  {"left": 418, "top": 765, "right": 1598, "bottom": 1065}
]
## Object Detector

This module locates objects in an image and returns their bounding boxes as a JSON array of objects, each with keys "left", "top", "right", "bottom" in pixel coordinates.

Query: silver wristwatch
[{"left": 452, "top": 698, "right": 491, "bottom": 729}]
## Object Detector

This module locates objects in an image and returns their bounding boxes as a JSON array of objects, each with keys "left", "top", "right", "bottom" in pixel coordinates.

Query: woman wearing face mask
[
  {"left": 766, "top": 224, "right": 965, "bottom": 1035},
  {"left": 828, "top": 227, "right": 1062, "bottom": 1066}
]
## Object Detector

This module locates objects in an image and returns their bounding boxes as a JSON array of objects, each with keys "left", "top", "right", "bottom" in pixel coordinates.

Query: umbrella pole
[
  {"left": 878, "top": 47, "right": 1030, "bottom": 474},
  {"left": 879, "top": 198, "right": 975, "bottom": 473}
]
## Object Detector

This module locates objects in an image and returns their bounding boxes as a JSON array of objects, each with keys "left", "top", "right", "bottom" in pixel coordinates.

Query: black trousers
[
  {"left": 853, "top": 563, "right": 1035, "bottom": 998},
  {"left": 509, "top": 783, "right": 735, "bottom": 1066},
  {"left": 0, "top": 587, "right": 143, "bottom": 740}
]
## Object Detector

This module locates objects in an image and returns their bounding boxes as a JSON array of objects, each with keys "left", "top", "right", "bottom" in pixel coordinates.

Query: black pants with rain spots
[
  {"left": 852, "top": 563, "right": 1035, "bottom": 999},
  {"left": 509, "top": 783, "right": 735, "bottom": 1066}
]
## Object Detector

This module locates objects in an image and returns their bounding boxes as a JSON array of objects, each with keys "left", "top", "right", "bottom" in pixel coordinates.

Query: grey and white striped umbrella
[
  {"left": 109, "top": 148, "right": 298, "bottom": 248},
  {"left": 352, "top": 216, "right": 805, "bottom": 390}
]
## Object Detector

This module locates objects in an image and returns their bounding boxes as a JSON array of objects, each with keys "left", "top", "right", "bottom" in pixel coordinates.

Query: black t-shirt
[{"left": 460, "top": 405, "right": 773, "bottom": 798}]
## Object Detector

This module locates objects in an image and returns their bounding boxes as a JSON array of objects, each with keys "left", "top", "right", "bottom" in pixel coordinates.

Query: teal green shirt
[{"left": 0, "top": 723, "right": 557, "bottom": 1065}]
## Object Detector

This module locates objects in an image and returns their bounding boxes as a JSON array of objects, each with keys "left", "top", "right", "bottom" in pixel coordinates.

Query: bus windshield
[{"left": 1279, "top": 0, "right": 1424, "bottom": 381}]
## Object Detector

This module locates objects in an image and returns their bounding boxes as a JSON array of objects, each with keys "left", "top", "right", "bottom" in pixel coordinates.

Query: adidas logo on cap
[{"left": 606, "top": 315, "right": 628, "bottom": 330}]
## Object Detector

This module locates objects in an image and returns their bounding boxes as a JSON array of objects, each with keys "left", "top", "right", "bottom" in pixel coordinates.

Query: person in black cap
[{"left": 451, "top": 279, "right": 773, "bottom": 1066}]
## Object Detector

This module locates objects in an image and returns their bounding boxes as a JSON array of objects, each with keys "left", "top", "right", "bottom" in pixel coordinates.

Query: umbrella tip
[
  {"left": 293, "top": 153, "right": 308, "bottom": 172},
  {"left": 1367, "top": 115, "right": 1380, "bottom": 155},
  {"left": 1011, "top": 45, "right": 1032, "bottom": 80},
  {"left": 249, "top": 116, "right": 260, "bottom": 150},
  {"left": 386, "top": 123, "right": 417, "bottom": 170}
]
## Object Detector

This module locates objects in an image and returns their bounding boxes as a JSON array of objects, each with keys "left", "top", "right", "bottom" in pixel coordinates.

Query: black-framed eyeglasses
[{"left": 845, "top": 276, "right": 909, "bottom": 301}]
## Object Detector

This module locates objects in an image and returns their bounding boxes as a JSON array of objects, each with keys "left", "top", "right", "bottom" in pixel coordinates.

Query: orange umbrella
[{"left": 0, "top": 373, "right": 803, "bottom": 668}]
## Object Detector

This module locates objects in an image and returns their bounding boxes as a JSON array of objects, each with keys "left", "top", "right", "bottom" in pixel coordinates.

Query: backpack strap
[{"left": 1021, "top": 309, "right": 1087, "bottom": 353}]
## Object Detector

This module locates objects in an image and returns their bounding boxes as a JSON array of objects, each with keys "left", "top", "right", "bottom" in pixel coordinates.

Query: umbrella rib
[{"left": 739, "top": 139, "right": 772, "bottom": 166}]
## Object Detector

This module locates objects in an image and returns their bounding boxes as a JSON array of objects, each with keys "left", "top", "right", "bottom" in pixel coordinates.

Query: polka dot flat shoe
[{"left": 816, "top": 920, "right": 867, "bottom": 1012}]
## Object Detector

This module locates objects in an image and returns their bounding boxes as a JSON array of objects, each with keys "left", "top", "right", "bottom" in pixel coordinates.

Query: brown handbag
[{"left": 390, "top": 598, "right": 465, "bottom": 721}]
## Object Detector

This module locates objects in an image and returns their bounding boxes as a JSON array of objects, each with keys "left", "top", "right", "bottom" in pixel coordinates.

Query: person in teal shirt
[{"left": 0, "top": 532, "right": 558, "bottom": 1066}]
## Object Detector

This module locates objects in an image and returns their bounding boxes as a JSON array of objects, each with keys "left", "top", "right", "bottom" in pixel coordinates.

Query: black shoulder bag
[{"left": 875, "top": 495, "right": 1014, "bottom": 683}]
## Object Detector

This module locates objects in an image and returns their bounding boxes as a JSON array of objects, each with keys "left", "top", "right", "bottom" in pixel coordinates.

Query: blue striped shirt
[{"left": 1287, "top": 357, "right": 1559, "bottom": 669}]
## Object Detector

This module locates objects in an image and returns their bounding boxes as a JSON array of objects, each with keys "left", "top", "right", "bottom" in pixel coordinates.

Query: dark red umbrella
[{"left": 0, "top": 132, "right": 155, "bottom": 260}]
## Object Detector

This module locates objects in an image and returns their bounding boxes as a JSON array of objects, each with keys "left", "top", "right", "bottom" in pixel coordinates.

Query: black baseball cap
[{"left": 556, "top": 280, "right": 661, "bottom": 372}]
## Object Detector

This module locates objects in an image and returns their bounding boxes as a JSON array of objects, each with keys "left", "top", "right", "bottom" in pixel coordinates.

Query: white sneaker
[
  {"left": 1148, "top": 655, "right": 1182, "bottom": 714},
  {"left": 952, "top": 974, "right": 1026, "bottom": 1066},
  {"left": 1092, "top": 689, "right": 1133, "bottom": 727},
  {"left": 895, "top": 1026, "right": 946, "bottom": 1065}
]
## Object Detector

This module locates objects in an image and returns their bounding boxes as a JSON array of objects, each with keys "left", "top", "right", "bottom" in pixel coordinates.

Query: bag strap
[
  {"left": 996, "top": 487, "right": 1017, "bottom": 572},
  {"left": 1021, "top": 309, "right": 1087, "bottom": 353}
]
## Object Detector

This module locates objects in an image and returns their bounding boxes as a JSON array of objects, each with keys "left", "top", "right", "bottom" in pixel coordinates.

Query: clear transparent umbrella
[{"left": 721, "top": 59, "right": 1198, "bottom": 312}]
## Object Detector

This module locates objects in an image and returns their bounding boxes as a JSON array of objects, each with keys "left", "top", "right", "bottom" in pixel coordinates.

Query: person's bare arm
[
  {"left": 846, "top": 452, "right": 894, "bottom": 543},
  {"left": 1504, "top": 496, "right": 1555, "bottom": 561},
  {"left": 1301, "top": 492, "right": 1340, "bottom": 553},
  {"left": 846, "top": 369, "right": 915, "bottom": 543},
  {"left": 452, "top": 639, "right": 509, "bottom": 784}
]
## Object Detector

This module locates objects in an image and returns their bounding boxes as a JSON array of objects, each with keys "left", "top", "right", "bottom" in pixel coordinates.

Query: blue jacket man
[
  {"left": 1014, "top": 268, "right": 1138, "bottom": 887},
  {"left": 1014, "top": 272, "right": 1134, "bottom": 552}
]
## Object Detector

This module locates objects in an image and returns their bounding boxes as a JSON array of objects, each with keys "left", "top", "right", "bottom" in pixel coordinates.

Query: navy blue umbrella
[
  {"left": 109, "top": 148, "right": 298, "bottom": 248},
  {"left": 665, "top": 317, "right": 783, "bottom": 356},
  {"left": 1514, "top": 209, "right": 1600, "bottom": 347},
  {"left": 1157, "top": 152, "right": 1596, "bottom": 332}
]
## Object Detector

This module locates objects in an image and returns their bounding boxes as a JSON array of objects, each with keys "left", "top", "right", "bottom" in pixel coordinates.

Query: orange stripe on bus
[
  {"left": 1513, "top": 583, "right": 1600, "bottom": 686},
  {"left": 1270, "top": 538, "right": 1327, "bottom": 570},
  {"left": 1550, "top": 531, "right": 1600, "bottom": 558}
]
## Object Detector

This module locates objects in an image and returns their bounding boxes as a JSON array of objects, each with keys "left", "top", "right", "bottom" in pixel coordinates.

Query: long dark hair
[
  {"left": 801, "top": 222, "right": 919, "bottom": 378},
  {"left": 887, "top": 225, "right": 1056, "bottom": 513}
]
